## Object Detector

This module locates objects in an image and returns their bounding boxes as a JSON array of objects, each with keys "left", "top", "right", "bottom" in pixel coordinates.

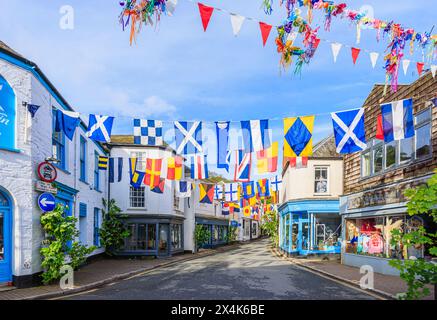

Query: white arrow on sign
[{"left": 41, "top": 198, "right": 55, "bottom": 207}]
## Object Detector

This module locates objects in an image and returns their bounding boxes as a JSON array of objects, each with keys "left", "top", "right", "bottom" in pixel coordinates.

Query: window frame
[
  {"left": 94, "top": 151, "right": 100, "bottom": 191},
  {"left": 414, "top": 107, "right": 432, "bottom": 160},
  {"left": 129, "top": 186, "right": 146, "bottom": 209},
  {"left": 93, "top": 207, "right": 100, "bottom": 247},
  {"left": 52, "top": 109, "right": 66, "bottom": 170},
  {"left": 79, "top": 136, "right": 87, "bottom": 183},
  {"left": 314, "top": 166, "right": 329, "bottom": 195}
]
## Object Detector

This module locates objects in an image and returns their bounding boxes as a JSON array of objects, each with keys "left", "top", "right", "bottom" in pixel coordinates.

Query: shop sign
[
  {"left": 347, "top": 178, "right": 428, "bottom": 210},
  {"left": 35, "top": 181, "right": 57, "bottom": 194},
  {"left": 37, "top": 161, "right": 57, "bottom": 183}
]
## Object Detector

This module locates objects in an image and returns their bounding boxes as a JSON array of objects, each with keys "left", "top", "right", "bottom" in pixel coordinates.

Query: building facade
[
  {"left": 340, "top": 73, "right": 437, "bottom": 276},
  {"left": 279, "top": 136, "right": 344, "bottom": 256},
  {"left": 0, "top": 42, "right": 107, "bottom": 287}
]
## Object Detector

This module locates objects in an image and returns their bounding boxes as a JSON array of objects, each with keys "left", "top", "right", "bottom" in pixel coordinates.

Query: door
[
  {"left": 298, "top": 218, "right": 310, "bottom": 254},
  {"left": 0, "top": 191, "right": 12, "bottom": 283}
]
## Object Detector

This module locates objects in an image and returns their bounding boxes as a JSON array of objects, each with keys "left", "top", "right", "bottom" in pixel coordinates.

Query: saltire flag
[
  {"left": 241, "top": 119, "right": 271, "bottom": 153},
  {"left": 98, "top": 156, "right": 109, "bottom": 170},
  {"left": 225, "top": 183, "right": 240, "bottom": 202},
  {"left": 289, "top": 157, "right": 308, "bottom": 169},
  {"left": 86, "top": 115, "right": 114, "bottom": 143},
  {"left": 380, "top": 99, "right": 415, "bottom": 142},
  {"left": 284, "top": 116, "right": 314, "bottom": 158},
  {"left": 167, "top": 156, "right": 183, "bottom": 181},
  {"left": 199, "top": 183, "right": 214, "bottom": 204},
  {"left": 176, "top": 180, "right": 192, "bottom": 198},
  {"left": 256, "top": 141, "right": 278, "bottom": 174},
  {"left": 214, "top": 184, "right": 224, "bottom": 200},
  {"left": 242, "top": 181, "right": 256, "bottom": 200},
  {"left": 55, "top": 109, "right": 80, "bottom": 141},
  {"left": 144, "top": 158, "right": 163, "bottom": 188},
  {"left": 257, "top": 178, "right": 270, "bottom": 198},
  {"left": 174, "top": 121, "right": 203, "bottom": 155},
  {"left": 331, "top": 108, "right": 367, "bottom": 154},
  {"left": 129, "top": 158, "right": 145, "bottom": 188},
  {"left": 191, "top": 155, "right": 209, "bottom": 180},
  {"left": 133, "top": 119, "right": 163, "bottom": 146},
  {"left": 270, "top": 175, "right": 283, "bottom": 193},
  {"left": 151, "top": 178, "right": 165, "bottom": 194},
  {"left": 109, "top": 157, "right": 123, "bottom": 183},
  {"left": 222, "top": 202, "right": 230, "bottom": 216},
  {"left": 215, "top": 121, "right": 231, "bottom": 172},
  {"left": 234, "top": 150, "right": 251, "bottom": 182}
]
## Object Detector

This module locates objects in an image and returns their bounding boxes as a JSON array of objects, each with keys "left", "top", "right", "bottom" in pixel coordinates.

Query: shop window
[
  {"left": 79, "top": 136, "right": 87, "bottom": 182},
  {"left": 399, "top": 137, "right": 414, "bottom": 163},
  {"left": 361, "top": 151, "right": 371, "bottom": 177},
  {"left": 415, "top": 107, "right": 431, "bottom": 159},
  {"left": 314, "top": 167, "right": 328, "bottom": 194},
  {"left": 159, "top": 224, "right": 169, "bottom": 254},
  {"left": 385, "top": 141, "right": 396, "bottom": 169},
  {"left": 173, "top": 188, "right": 180, "bottom": 211},
  {"left": 124, "top": 223, "right": 157, "bottom": 251},
  {"left": 373, "top": 142, "right": 383, "bottom": 174},
  {"left": 314, "top": 214, "right": 341, "bottom": 250},
  {"left": 148, "top": 224, "right": 156, "bottom": 250},
  {"left": 171, "top": 224, "right": 182, "bottom": 250},
  {"left": 129, "top": 186, "right": 145, "bottom": 208},
  {"left": 0, "top": 75, "right": 16, "bottom": 151},
  {"left": 93, "top": 208, "right": 100, "bottom": 247},
  {"left": 52, "top": 109, "right": 66, "bottom": 170},
  {"left": 130, "top": 151, "right": 147, "bottom": 171},
  {"left": 94, "top": 152, "right": 100, "bottom": 191},
  {"left": 125, "top": 224, "right": 137, "bottom": 251},
  {"left": 137, "top": 224, "right": 147, "bottom": 250}
]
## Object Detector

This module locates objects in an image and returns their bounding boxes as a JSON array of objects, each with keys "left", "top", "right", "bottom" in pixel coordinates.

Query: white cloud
[{"left": 143, "top": 96, "right": 177, "bottom": 117}]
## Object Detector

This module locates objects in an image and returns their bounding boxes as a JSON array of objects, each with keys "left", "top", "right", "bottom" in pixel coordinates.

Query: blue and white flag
[
  {"left": 176, "top": 181, "right": 192, "bottom": 198},
  {"left": 215, "top": 121, "right": 231, "bottom": 172},
  {"left": 214, "top": 184, "right": 224, "bottom": 200},
  {"left": 225, "top": 183, "right": 239, "bottom": 202},
  {"left": 174, "top": 121, "right": 203, "bottom": 155},
  {"left": 55, "top": 109, "right": 80, "bottom": 141},
  {"left": 191, "top": 155, "right": 208, "bottom": 180},
  {"left": 133, "top": 119, "right": 163, "bottom": 146},
  {"left": 109, "top": 157, "right": 123, "bottom": 183},
  {"left": 270, "top": 175, "right": 282, "bottom": 193},
  {"left": 86, "top": 115, "right": 114, "bottom": 143},
  {"left": 381, "top": 98, "right": 415, "bottom": 142},
  {"left": 331, "top": 108, "right": 367, "bottom": 154},
  {"left": 234, "top": 149, "right": 251, "bottom": 182},
  {"left": 241, "top": 119, "right": 271, "bottom": 153}
]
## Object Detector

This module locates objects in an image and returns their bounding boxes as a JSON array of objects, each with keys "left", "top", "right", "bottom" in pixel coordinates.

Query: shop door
[
  {"left": 298, "top": 219, "right": 310, "bottom": 254},
  {"left": 0, "top": 191, "right": 12, "bottom": 283}
]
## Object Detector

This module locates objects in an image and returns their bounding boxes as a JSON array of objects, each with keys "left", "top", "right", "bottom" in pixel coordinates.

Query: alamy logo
[
  {"left": 59, "top": 5, "right": 74, "bottom": 30},
  {"left": 0, "top": 105, "right": 10, "bottom": 126}
]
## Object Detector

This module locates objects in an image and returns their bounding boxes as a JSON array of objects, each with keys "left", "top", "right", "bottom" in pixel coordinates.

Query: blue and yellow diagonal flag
[
  {"left": 283, "top": 115, "right": 315, "bottom": 158},
  {"left": 129, "top": 158, "right": 145, "bottom": 188},
  {"left": 98, "top": 156, "right": 109, "bottom": 170}
]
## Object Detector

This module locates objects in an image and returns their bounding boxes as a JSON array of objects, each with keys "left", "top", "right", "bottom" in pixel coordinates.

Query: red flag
[
  {"left": 144, "top": 158, "right": 163, "bottom": 188},
  {"left": 313, "top": 38, "right": 321, "bottom": 50},
  {"left": 416, "top": 62, "right": 424, "bottom": 76},
  {"left": 351, "top": 47, "right": 360, "bottom": 64},
  {"left": 376, "top": 114, "right": 384, "bottom": 140},
  {"left": 198, "top": 3, "right": 214, "bottom": 32},
  {"left": 289, "top": 157, "right": 308, "bottom": 169},
  {"left": 259, "top": 22, "right": 272, "bottom": 46}
]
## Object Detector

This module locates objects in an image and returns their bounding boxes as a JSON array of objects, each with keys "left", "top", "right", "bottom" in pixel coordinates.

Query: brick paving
[{"left": 0, "top": 244, "right": 242, "bottom": 300}]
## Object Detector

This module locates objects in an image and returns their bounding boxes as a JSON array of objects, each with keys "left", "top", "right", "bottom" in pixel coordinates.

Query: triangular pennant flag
[
  {"left": 259, "top": 22, "right": 272, "bottom": 47},
  {"left": 416, "top": 62, "right": 424, "bottom": 76},
  {"left": 230, "top": 13, "right": 245, "bottom": 36},
  {"left": 198, "top": 3, "right": 214, "bottom": 32},
  {"left": 369, "top": 52, "right": 379, "bottom": 69},
  {"left": 430, "top": 65, "right": 437, "bottom": 78},
  {"left": 167, "top": 0, "right": 178, "bottom": 16},
  {"left": 402, "top": 59, "right": 411, "bottom": 76},
  {"left": 331, "top": 42, "right": 342, "bottom": 63},
  {"left": 351, "top": 47, "right": 361, "bottom": 65}
]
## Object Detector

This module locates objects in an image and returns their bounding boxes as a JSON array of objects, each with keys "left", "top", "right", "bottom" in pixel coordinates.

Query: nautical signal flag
[
  {"left": 133, "top": 119, "right": 163, "bottom": 146},
  {"left": 222, "top": 202, "right": 230, "bottom": 216},
  {"left": 144, "top": 158, "right": 162, "bottom": 188},
  {"left": 86, "top": 115, "right": 114, "bottom": 143},
  {"left": 129, "top": 158, "right": 145, "bottom": 189},
  {"left": 174, "top": 121, "right": 203, "bottom": 155},
  {"left": 241, "top": 119, "right": 271, "bottom": 153},
  {"left": 151, "top": 178, "right": 165, "bottom": 194},
  {"left": 176, "top": 180, "right": 192, "bottom": 198},
  {"left": 109, "top": 157, "right": 123, "bottom": 183},
  {"left": 242, "top": 181, "right": 256, "bottom": 200},
  {"left": 289, "top": 157, "right": 308, "bottom": 169},
  {"left": 225, "top": 183, "right": 240, "bottom": 202},
  {"left": 380, "top": 98, "right": 415, "bottom": 142},
  {"left": 256, "top": 178, "right": 270, "bottom": 198},
  {"left": 331, "top": 108, "right": 367, "bottom": 154},
  {"left": 167, "top": 156, "right": 183, "bottom": 181},
  {"left": 270, "top": 175, "right": 282, "bottom": 193},
  {"left": 98, "top": 156, "right": 109, "bottom": 170},
  {"left": 214, "top": 184, "right": 224, "bottom": 201},
  {"left": 256, "top": 141, "right": 278, "bottom": 174},
  {"left": 199, "top": 183, "right": 214, "bottom": 204},
  {"left": 376, "top": 114, "right": 384, "bottom": 140},
  {"left": 55, "top": 109, "right": 80, "bottom": 141},
  {"left": 191, "top": 155, "right": 209, "bottom": 180},
  {"left": 243, "top": 206, "right": 251, "bottom": 217},
  {"left": 215, "top": 121, "right": 231, "bottom": 172},
  {"left": 284, "top": 115, "right": 314, "bottom": 159},
  {"left": 234, "top": 150, "right": 251, "bottom": 182}
]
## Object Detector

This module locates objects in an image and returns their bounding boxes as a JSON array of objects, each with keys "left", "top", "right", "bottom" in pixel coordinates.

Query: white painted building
[{"left": 0, "top": 41, "right": 107, "bottom": 287}]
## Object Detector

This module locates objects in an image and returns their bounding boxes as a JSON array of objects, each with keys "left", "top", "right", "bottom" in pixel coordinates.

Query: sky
[{"left": 0, "top": 0, "right": 435, "bottom": 178}]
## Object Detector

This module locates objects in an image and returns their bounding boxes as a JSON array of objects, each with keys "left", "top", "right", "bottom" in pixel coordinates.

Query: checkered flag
[{"left": 133, "top": 119, "right": 163, "bottom": 146}]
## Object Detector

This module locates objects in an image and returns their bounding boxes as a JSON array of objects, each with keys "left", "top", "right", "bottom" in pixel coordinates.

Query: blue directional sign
[{"left": 38, "top": 193, "right": 56, "bottom": 212}]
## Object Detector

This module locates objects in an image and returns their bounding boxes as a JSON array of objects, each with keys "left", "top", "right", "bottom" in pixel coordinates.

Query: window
[
  {"left": 52, "top": 109, "right": 66, "bottom": 169},
  {"left": 361, "top": 106, "right": 433, "bottom": 178},
  {"left": 93, "top": 208, "right": 100, "bottom": 247},
  {"left": 171, "top": 224, "right": 182, "bottom": 250},
  {"left": 415, "top": 108, "right": 431, "bottom": 159},
  {"left": 130, "top": 151, "right": 147, "bottom": 171},
  {"left": 80, "top": 136, "right": 87, "bottom": 182},
  {"left": 129, "top": 186, "right": 145, "bottom": 208},
  {"left": 94, "top": 152, "right": 100, "bottom": 191},
  {"left": 314, "top": 167, "right": 328, "bottom": 194},
  {"left": 174, "top": 188, "right": 180, "bottom": 211},
  {"left": 0, "top": 75, "right": 16, "bottom": 151}
]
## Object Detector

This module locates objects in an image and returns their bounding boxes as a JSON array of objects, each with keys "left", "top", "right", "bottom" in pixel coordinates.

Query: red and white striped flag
[{"left": 289, "top": 157, "right": 308, "bottom": 169}]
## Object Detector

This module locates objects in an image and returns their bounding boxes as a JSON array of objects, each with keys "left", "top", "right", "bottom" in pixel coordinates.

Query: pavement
[{"left": 59, "top": 239, "right": 378, "bottom": 300}]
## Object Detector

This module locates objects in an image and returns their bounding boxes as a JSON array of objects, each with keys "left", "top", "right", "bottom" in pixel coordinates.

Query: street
[{"left": 62, "top": 239, "right": 377, "bottom": 300}]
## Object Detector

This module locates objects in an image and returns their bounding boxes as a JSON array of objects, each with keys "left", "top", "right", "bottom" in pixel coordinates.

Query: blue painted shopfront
[
  {"left": 196, "top": 217, "right": 229, "bottom": 248},
  {"left": 279, "top": 200, "right": 341, "bottom": 255},
  {"left": 0, "top": 188, "right": 12, "bottom": 283}
]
